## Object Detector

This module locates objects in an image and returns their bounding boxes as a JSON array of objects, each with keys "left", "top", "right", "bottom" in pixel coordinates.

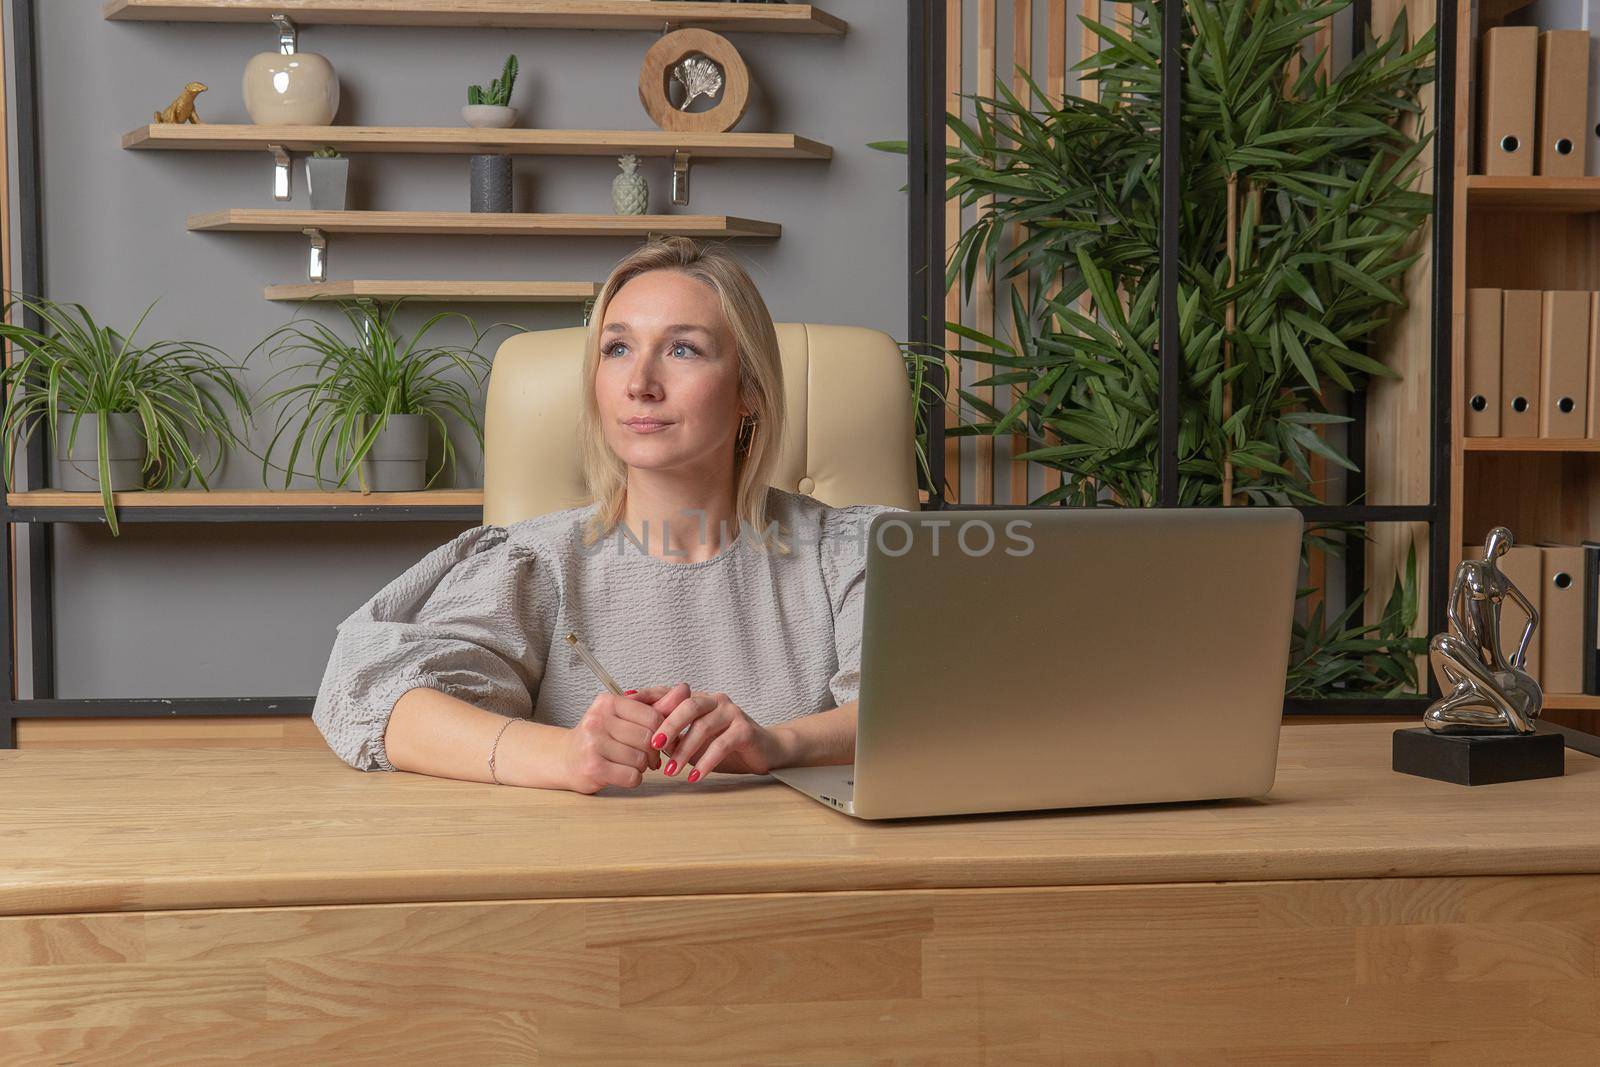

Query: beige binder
[
  {"left": 1501, "top": 289, "right": 1542, "bottom": 437},
  {"left": 1499, "top": 544, "right": 1543, "bottom": 682},
  {"left": 1540, "top": 290, "right": 1590, "bottom": 437},
  {"left": 1537, "top": 31, "right": 1591, "bottom": 177},
  {"left": 1539, "top": 544, "right": 1585, "bottom": 693},
  {"left": 1589, "top": 292, "right": 1600, "bottom": 438},
  {"left": 1467, "top": 288, "right": 1503, "bottom": 437},
  {"left": 1479, "top": 27, "right": 1539, "bottom": 176}
]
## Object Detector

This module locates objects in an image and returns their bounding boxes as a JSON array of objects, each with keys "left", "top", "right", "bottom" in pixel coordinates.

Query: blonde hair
[{"left": 577, "top": 236, "right": 790, "bottom": 556}]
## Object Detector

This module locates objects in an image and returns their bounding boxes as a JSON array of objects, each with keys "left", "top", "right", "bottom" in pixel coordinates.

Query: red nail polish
[
  {"left": 687, "top": 769, "right": 702, "bottom": 783},
  {"left": 665, "top": 760, "right": 678, "bottom": 775},
  {"left": 652, "top": 732, "right": 667, "bottom": 749},
  {"left": 624, "top": 689, "right": 637, "bottom": 695}
]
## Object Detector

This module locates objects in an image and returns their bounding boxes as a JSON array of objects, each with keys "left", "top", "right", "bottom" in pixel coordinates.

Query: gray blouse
[{"left": 311, "top": 486, "right": 906, "bottom": 771}]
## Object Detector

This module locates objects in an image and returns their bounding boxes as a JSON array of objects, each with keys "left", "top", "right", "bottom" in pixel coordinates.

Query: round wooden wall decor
[{"left": 638, "top": 28, "right": 750, "bottom": 134}]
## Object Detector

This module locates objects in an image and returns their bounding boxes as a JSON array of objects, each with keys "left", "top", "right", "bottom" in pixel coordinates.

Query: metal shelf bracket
[
  {"left": 268, "top": 143, "right": 292, "bottom": 201},
  {"left": 302, "top": 227, "right": 328, "bottom": 281},
  {"left": 273, "top": 13, "right": 298, "bottom": 54},
  {"left": 672, "top": 150, "right": 692, "bottom": 206}
]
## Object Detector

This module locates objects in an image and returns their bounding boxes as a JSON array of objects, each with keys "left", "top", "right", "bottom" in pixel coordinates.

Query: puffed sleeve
[
  {"left": 818, "top": 503, "right": 908, "bottom": 707},
  {"left": 311, "top": 524, "right": 554, "bottom": 771}
]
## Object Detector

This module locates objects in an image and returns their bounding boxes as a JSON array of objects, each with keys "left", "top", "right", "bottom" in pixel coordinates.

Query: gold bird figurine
[{"left": 154, "top": 82, "right": 207, "bottom": 124}]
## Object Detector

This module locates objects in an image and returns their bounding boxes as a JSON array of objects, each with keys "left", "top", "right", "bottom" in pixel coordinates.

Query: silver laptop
[{"left": 770, "top": 506, "right": 1305, "bottom": 820}]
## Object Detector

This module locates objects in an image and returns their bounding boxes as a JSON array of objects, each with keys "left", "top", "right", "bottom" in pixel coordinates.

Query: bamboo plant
[{"left": 872, "top": 0, "right": 1436, "bottom": 699}]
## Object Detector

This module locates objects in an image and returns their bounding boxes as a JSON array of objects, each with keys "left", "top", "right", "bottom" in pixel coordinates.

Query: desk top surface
[{"left": 4, "top": 723, "right": 1599, "bottom": 916}]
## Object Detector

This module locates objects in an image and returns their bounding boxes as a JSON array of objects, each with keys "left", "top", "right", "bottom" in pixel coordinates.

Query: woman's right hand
[{"left": 560, "top": 683, "right": 687, "bottom": 793}]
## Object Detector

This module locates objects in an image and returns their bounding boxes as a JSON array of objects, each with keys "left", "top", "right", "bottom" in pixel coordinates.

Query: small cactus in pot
[{"left": 463, "top": 54, "right": 520, "bottom": 128}]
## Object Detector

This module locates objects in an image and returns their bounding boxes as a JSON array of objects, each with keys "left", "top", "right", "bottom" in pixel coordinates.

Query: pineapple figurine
[{"left": 612, "top": 154, "right": 649, "bottom": 215}]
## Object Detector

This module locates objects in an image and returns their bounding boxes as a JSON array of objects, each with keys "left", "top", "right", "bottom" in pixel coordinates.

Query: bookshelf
[{"left": 1456, "top": 0, "right": 1600, "bottom": 730}]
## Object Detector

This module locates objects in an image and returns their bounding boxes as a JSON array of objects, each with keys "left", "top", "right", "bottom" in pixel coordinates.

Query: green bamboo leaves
[
  {"left": 871, "top": 0, "right": 1437, "bottom": 696},
  {"left": 873, "top": 0, "right": 1434, "bottom": 510}
]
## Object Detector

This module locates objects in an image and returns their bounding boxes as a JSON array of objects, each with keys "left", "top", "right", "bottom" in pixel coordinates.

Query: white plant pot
[
  {"left": 356, "top": 414, "right": 430, "bottom": 491},
  {"left": 243, "top": 51, "right": 340, "bottom": 125},
  {"left": 305, "top": 157, "right": 350, "bottom": 210},
  {"left": 54, "top": 410, "right": 146, "bottom": 492},
  {"left": 462, "top": 104, "right": 518, "bottom": 128}
]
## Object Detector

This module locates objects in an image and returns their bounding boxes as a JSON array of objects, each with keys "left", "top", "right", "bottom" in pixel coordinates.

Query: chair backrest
[{"left": 482, "top": 322, "right": 921, "bottom": 526}]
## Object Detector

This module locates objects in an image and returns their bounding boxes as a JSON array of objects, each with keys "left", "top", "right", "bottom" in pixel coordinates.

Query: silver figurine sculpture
[
  {"left": 673, "top": 55, "right": 724, "bottom": 110},
  {"left": 1424, "top": 526, "right": 1544, "bottom": 735}
]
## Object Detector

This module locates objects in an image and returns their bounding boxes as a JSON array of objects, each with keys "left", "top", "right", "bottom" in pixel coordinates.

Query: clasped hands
[{"left": 562, "top": 682, "right": 787, "bottom": 794}]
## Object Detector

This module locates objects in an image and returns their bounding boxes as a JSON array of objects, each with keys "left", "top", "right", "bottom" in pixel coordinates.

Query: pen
[{"left": 563, "top": 631, "right": 693, "bottom": 776}]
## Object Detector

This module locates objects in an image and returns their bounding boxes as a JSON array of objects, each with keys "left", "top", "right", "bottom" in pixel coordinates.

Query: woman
[{"left": 311, "top": 236, "right": 905, "bottom": 793}]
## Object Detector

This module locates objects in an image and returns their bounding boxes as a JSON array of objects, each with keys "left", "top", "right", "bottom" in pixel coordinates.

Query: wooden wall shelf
[
  {"left": 102, "top": 0, "right": 848, "bottom": 34},
  {"left": 124, "top": 125, "right": 833, "bottom": 160},
  {"left": 1545, "top": 693, "right": 1600, "bottom": 711},
  {"left": 187, "top": 209, "right": 781, "bottom": 237},
  {"left": 264, "top": 280, "right": 601, "bottom": 302},
  {"left": 1466, "top": 176, "right": 1600, "bottom": 212},
  {"left": 8, "top": 490, "right": 482, "bottom": 508},
  {"left": 1463, "top": 438, "right": 1600, "bottom": 452},
  {"left": 3, "top": 489, "right": 485, "bottom": 524}
]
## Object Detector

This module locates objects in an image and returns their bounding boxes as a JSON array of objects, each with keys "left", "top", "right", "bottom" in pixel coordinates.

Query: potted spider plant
[
  {"left": 0, "top": 292, "right": 252, "bottom": 536},
  {"left": 250, "top": 298, "right": 511, "bottom": 492}
]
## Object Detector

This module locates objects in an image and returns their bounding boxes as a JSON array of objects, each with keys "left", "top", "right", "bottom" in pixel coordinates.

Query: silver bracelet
[{"left": 488, "top": 716, "right": 525, "bottom": 785}]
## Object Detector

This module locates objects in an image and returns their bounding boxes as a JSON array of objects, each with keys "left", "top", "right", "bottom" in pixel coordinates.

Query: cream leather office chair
[{"left": 482, "top": 322, "right": 921, "bottom": 526}]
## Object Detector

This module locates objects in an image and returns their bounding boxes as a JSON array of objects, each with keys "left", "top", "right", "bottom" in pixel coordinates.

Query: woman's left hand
[{"left": 639, "top": 683, "right": 788, "bottom": 780}]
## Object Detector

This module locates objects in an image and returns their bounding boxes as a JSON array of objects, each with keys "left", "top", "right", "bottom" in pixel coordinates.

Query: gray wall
[{"left": 5, "top": 1, "right": 907, "bottom": 699}]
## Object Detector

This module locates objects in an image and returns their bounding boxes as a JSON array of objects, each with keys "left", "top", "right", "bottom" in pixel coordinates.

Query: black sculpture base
[{"left": 1393, "top": 728, "right": 1564, "bottom": 786}]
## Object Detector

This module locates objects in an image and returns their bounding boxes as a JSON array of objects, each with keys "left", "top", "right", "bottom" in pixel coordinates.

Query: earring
[{"left": 736, "top": 413, "right": 757, "bottom": 451}]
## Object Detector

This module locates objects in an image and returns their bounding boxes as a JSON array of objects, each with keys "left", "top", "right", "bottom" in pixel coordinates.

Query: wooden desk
[{"left": 3, "top": 723, "right": 1598, "bottom": 1063}]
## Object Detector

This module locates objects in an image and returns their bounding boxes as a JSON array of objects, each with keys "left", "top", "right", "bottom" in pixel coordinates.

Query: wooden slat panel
[
  {"left": 1040, "top": 0, "right": 1066, "bottom": 500},
  {"left": 975, "top": 0, "right": 996, "bottom": 504},
  {"left": 1007, "top": 0, "right": 1033, "bottom": 505},
  {"left": 1081, "top": 0, "right": 1102, "bottom": 104},
  {"left": 943, "top": 0, "right": 964, "bottom": 504},
  {"left": 1365, "top": 0, "right": 1438, "bottom": 687}
]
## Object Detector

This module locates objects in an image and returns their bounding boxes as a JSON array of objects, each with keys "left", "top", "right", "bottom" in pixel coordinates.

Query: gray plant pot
[
  {"left": 469, "top": 154, "right": 513, "bottom": 212},
  {"left": 305, "top": 157, "right": 350, "bottom": 210},
  {"left": 357, "top": 413, "right": 429, "bottom": 491},
  {"left": 54, "top": 410, "right": 146, "bottom": 492}
]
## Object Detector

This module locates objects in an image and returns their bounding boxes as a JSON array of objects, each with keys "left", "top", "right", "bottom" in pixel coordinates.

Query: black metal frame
[
  {"left": 0, "top": 0, "right": 1456, "bottom": 745},
  {"left": 906, "top": 0, "right": 1455, "bottom": 717},
  {"left": 0, "top": 0, "right": 486, "bottom": 746}
]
